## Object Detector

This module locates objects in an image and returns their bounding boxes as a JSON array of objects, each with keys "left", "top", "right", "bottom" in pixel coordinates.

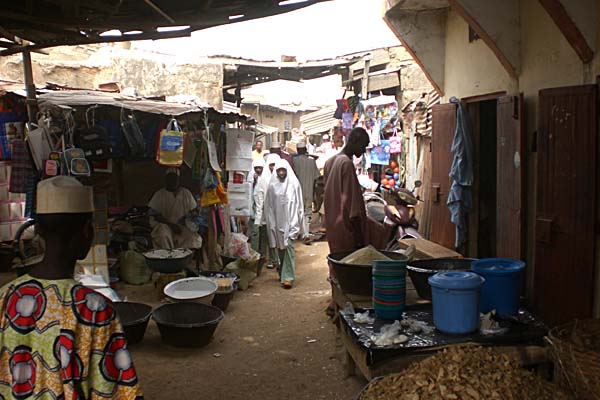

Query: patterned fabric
[
  {"left": 0, "top": 275, "right": 143, "bottom": 399},
  {"left": 9, "top": 140, "right": 33, "bottom": 194}
]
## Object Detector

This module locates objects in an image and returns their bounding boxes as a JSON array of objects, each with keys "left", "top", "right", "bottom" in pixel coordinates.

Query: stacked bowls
[{"left": 372, "top": 258, "right": 408, "bottom": 320}]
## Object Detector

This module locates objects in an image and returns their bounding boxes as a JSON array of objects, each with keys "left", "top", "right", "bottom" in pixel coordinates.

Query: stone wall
[{"left": 0, "top": 44, "right": 223, "bottom": 109}]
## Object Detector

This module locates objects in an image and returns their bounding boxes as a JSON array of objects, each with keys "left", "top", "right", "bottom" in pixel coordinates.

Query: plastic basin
[
  {"left": 327, "top": 251, "right": 408, "bottom": 297},
  {"left": 152, "top": 302, "right": 224, "bottom": 347},
  {"left": 163, "top": 277, "right": 218, "bottom": 304},
  {"left": 212, "top": 288, "right": 235, "bottom": 312},
  {"left": 407, "top": 258, "right": 476, "bottom": 301},
  {"left": 472, "top": 258, "right": 525, "bottom": 316},
  {"left": 143, "top": 249, "right": 193, "bottom": 273},
  {"left": 112, "top": 302, "right": 152, "bottom": 344},
  {"left": 429, "top": 271, "right": 485, "bottom": 334}
]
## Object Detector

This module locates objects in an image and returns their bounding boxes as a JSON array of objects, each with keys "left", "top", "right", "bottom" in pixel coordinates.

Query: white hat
[
  {"left": 323, "top": 134, "right": 330, "bottom": 140},
  {"left": 271, "top": 141, "right": 281, "bottom": 149},
  {"left": 297, "top": 142, "right": 307, "bottom": 149},
  {"left": 166, "top": 167, "right": 181, "bottom": 176},
  {"left": 36, "top": 176, "right": 94, "bottom": 214}
]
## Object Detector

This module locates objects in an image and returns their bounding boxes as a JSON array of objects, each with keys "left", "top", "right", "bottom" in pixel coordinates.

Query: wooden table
[{"left": 338, "top": 306, "right": 550, "bottom": 381}]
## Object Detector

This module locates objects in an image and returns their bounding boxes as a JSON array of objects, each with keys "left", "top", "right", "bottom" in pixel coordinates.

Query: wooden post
[
  {"left": 21, "top": 50, "right": 38, "bottom": 122},
  {"left": 361, "top": 56, "right": 371, "bottom": 98}
]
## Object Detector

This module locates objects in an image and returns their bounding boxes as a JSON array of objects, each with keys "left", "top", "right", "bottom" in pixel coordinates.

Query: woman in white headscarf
[
  {"left": 255, "top": 153, "right": 279, "bottom": 267},
  {"left": 265, "top": 158, "right": 304, "bottom": 288},
  {"left": 250, "top": 157, "right": 267, "bottom": 256}
]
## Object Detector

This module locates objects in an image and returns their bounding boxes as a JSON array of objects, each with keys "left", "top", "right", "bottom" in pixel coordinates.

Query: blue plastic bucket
[
  {"left": 471, "top": 258, "right": 525, "bottom": 316},
  {"left": 428, "top": 271, "right": 485, "bottom": 334},
  {"left": 373, "top": 260, "right": 406, "bottom": 320}
]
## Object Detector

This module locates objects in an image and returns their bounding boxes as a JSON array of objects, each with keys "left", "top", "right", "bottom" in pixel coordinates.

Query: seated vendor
[{"left": 148, "top": 168, "right": 202, "bottom": 249}]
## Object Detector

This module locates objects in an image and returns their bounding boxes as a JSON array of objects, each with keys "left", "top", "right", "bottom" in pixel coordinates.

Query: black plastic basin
[
  {"left": 406, "top": 258, "right": 476, "bottom": 300},
  {"left": 112, "top": 302, "right": 153, "bottom": 344},
  {"left": 152, "top": 302, "right": 224, "bottom": 347},
  {"left": 327, "top": 251, "right": 408, "bottom": 297}
]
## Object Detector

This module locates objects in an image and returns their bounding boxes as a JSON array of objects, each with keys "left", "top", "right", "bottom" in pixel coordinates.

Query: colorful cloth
[
  {"left": 0, "top": 275, "right": 143, "bottom": 399},
  {"left": 9, "top": 140, "right": 33, "bottom": 194}
]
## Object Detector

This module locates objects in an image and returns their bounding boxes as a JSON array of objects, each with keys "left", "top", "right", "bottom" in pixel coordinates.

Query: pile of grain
[
  {"left": 359, "top": 346, "right": 568, "bottom": 400},
  {"left": 341, "top": 246, "right": 391, "bottom": 265}
]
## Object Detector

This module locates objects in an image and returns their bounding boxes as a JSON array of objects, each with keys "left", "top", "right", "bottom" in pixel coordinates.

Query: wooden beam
[
  {"left": 21, "top": 50, "right": 38, "bottom": 122},
  {"left": 0, "top": 28, "right": 193, "bottom": 56},
  {"left": 142, "top": 0, "right": 176, "bottom": 24},
  {"left": 538, "top": 0, "right": 594, "bottom": 63},
  {"left": 448, "top": 0, "right": 518, "bottom": 78}
]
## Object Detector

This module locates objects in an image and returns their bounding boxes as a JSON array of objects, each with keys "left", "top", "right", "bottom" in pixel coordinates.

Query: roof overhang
[{"left": 0, "top": 0, "right": 332, "bottom": 56}]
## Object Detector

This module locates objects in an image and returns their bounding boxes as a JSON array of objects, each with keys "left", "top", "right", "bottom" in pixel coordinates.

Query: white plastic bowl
[{"left": 163, "top": 277, "right": 218, "bottom": 304}]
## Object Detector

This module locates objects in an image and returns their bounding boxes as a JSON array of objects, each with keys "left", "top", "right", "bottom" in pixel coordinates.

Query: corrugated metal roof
[{"left": 300, "top": 105, "right": 338, "bottom": 136}]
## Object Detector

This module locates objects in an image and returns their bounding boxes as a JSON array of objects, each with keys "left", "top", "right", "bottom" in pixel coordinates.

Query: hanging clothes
[{"left": 447, "top": 97, "right": 474, "bottom": 249}]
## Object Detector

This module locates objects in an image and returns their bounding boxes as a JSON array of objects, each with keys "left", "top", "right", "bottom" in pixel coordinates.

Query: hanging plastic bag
[
  {"left": 156, "top": 119, "right": 185, "bottom": 167},
  {"left": 342, "top": 112, "right": 353, "bottom": 131},
  {"left": 370, "top": 139, "right": 391, "bottom": 166},
  {"left": 200, "top": 188, "right": 221, "bottom": 207},
  {"left": 389, "top": 129, "right": 402, "bottom": 154}
]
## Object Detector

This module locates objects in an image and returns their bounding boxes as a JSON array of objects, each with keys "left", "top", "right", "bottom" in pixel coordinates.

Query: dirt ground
[{"left": 122, "top": 240, "right": 366, "bottom": 400}]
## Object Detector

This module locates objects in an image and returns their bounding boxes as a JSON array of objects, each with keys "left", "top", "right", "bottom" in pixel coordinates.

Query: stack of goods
[
  {"left": 372, "top": 259, "right": 407, "bottom": 320},
  {"left": 359, "top": 346, "right": 568, "bottom": 400}
]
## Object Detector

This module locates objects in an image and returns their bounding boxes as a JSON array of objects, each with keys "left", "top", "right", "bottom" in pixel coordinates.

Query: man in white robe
[
  {"left": 265, "top": 159, "right": 303, "bottom": 289},
  {"left": 148, "top": 168, "right": 202, "bottom": 249}
]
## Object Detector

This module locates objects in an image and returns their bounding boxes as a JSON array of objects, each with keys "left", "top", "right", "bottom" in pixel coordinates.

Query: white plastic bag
[{"left": 225, "top": 232, "right": 250, "bottom": 259}]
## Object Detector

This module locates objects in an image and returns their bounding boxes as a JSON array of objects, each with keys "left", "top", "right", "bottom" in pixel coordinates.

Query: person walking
[
  {"left": 250, "top": 157, "right": 268, "bottom": 258},
  {"left": 265, "top": 159, "right": 304, "bottom": 288},
  {"left": 293, "top": 142, "right": 320, "bottom": 243}
]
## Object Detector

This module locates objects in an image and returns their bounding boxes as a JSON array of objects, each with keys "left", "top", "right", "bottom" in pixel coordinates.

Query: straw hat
[{"left": 36, "top": 176, "right": 94, "bottom": 214}]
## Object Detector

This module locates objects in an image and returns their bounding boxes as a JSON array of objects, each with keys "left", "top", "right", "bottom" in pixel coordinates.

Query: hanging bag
[
  {"left": 156, "top": 118, "right": 185, "bottom": 167},
  {"left": 389, "top": 129, "right": 402, "bottom": 154},
  {"left": 334, "top": 90, "right": 349, "bottom": 119},
  {"left": 120, "top": 109, "right": 146, "bottom": 157}
]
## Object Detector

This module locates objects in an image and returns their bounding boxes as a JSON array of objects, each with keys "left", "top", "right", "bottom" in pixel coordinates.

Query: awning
[{"left": 300, "top": 105, "right": 338, "bottom": 136}]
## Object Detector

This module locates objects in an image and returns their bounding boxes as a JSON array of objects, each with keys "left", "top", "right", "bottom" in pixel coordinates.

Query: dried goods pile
[
  {"left": 359, "top": 346, "right": 568, "bottom": 400},
  {"left": 341, "top": 246, "right": 391, "bottom": 265}
]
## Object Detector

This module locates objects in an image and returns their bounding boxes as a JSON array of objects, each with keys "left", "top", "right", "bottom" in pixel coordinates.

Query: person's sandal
[{"left": 282, "top": 281, "right": 293, "bottom": 289}]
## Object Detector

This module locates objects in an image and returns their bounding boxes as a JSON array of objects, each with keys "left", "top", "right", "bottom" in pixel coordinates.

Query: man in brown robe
[{"left": 324, "top": 127, "right": 388, "bottom": 254}]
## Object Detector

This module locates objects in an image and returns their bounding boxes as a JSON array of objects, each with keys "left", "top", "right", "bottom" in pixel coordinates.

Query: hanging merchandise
[
  {"left": 334, "top": 91, "right": 349, "bottom": 119},
  {"left": 183, "top": 133, "right": 198, "bottom": 168},
  {"left": 370, "top": 139, "right": 391, "bottom": 166},
  {"left": 156, "top": 118, "right": 185, "bottom": 167},
  {"left": 26, "top": 125, "right": 52, "bottom": 171},
  {"left": 206, "top": 136, "right": 221, "bottom": 172},
  {"left": 228, "top": 182, "right": 252, "bottom": 217},
  {"left": 215, "top": 172, "right": 228, "bottom": 204},
  {"left": 359, "top": 95, "right": 400, "bottom": 144},
  {"left": 75, "top": 107, "right": 112, "bottom": 162},
  {"left": 61, "top": 148, "right": 91, "bottom": 177},
  {"left": 120, "top": 110, "right": 146, "bottom": 157},
  {"left": 341, "top": 111, "right": 353, "bottom": 132},
  {"left": 225, "top": 129, "right": 254, "bottom": 172},
  {"left": 9, "top": 140, "right": 34, "bottom": 193},
  {"left": 192, "top": 138, "right": 208, "bottom": 180},
  {"left": 389, "top": 129, "right": 402, "bottom": 154}
]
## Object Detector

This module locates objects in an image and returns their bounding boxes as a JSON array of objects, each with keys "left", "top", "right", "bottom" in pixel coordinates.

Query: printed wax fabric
[{"left": 0, "top": 275, "right": 143, "bottom": 399}]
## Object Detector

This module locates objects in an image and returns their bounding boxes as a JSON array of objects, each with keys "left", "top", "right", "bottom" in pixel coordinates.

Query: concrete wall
[
  {"left": 443, "top": 8, "right": 518, "bottom": 100},
  {"left": 240, "top": 104, "right": 304, "bottom": 132},
  {"left": 0, "top": 45, "right": 224, "bottom": 109}
]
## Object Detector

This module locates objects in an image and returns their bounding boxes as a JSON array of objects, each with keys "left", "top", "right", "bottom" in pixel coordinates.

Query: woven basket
[{"left": 547, "top": 319, "right": 600, "bottom": 400}]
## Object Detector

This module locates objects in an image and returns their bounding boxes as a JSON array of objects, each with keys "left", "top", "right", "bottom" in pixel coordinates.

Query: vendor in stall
[
  {"left": 148, "top": 168, "right": 202, "bottom": 250},
  {"left": 0, "top": 176, "right": 143, "bottom": 399}
]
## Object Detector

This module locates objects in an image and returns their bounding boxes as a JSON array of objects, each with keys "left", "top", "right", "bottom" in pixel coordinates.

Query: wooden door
[
  {"left": 496, "top": 95, "right": 525, "bottom": 259},
  {"left": 535, "top": 85, "right": 597, "bottom": 325},
  {"left": 430, "top": 104, "right": 457, "bottom": 249}
]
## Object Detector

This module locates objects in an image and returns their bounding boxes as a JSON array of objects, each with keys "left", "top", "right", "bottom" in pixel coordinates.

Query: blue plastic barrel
[
  {"left": 428, "top": 271, "right": 485, "bottom": 334},
  {"left": 471, "top": 258, "right": 525, "bottom": 316}
]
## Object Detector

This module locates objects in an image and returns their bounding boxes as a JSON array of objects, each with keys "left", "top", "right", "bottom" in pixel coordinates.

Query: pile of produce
[
  {"left": 359, "top": 346, "right": 568, "bottom": 400},
  {"left": 341, "top": 246, "right": 391, "bottom": 265}
]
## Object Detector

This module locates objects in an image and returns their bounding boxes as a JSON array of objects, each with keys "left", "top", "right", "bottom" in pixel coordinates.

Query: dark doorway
[{"left": 476, "top": 100, "right": 498, "bottom": 258}]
